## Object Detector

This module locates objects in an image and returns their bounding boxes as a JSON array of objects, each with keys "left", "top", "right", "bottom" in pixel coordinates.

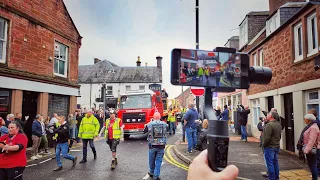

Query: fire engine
[{"left": 117, "top": 90, "right": 165, "bottom": 139}]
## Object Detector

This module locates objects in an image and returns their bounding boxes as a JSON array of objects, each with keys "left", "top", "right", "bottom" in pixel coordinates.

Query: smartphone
[{"left": 171, "top": 48, "right": 250, "bottom": 89}]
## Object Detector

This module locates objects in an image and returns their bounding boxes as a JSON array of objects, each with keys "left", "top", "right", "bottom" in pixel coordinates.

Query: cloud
[{"left": 65, "top": 0, "right": 269, "bottom": 99}]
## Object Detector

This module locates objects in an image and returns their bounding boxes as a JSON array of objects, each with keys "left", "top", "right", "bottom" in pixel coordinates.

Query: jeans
[
  {"left": 169, "top": 122, "right": 176, "bottom": 134},
  {"left": 40, "top": 134, "right": 48, "bottom": 151},
  {"left": 317, "top": 149, "right": 320, "bottom": 175},
  {"left": 186, "top": 127, "right": 197, "bottom": 152},
  {"left": 56, "top": 142, "right": 75, "bottom": 167},
  {"left": 82, "top": 139, "right": 96, "bottom": 160},
  {"left": 307, "top": 153, "right": 318, "bottom": 180},
  {"left": 149, "top": 148, "right": 165, "bottom": 179},
  {"left": 69, "top": 128, "right": 78, "bottom": 139},
  {"left": 264, "top": 147, "right": 280, "bottom": 180},
  {"left": 241, "top": 125, "right": 247, "bottom": 140},
  {"left": 181, "top": 122, "right": 186, "bottom": 141}
]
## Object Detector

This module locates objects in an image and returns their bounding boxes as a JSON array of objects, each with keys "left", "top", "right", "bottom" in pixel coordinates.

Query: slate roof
[
  {"left": 78, "top": 60, "right": 162, "bottom": 83},
  {"left": 247, "top": 11, "right": 269, "bottom": 16}
]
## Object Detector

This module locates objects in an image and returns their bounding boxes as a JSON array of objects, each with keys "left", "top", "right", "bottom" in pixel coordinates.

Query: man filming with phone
[{"left": 238, "top": 105, "right": 250, "bottom": 142}]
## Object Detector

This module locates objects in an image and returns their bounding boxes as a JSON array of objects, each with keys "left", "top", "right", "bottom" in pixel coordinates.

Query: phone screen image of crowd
[{"left": 178, "top": 49, "right": 241, "bottom": 88}]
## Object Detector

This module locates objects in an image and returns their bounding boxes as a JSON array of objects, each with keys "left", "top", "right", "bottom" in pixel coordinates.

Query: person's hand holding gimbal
[{"left": 187, "top": 150, "right": 239, "bottom": 180}]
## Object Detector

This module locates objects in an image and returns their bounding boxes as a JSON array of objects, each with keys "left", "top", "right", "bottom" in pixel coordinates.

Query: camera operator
[{"left": 238, "top": 105, "right": 250, "bottom": 142}]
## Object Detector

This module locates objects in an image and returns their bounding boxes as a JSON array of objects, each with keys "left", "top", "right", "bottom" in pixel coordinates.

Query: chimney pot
[
  {"left": 94, "top": 58, "right": 101, "bottom": 64},
  {"left": 136, "top": 56, "right": 141, "bottom": 67},
  {"left": 156, "top": 56, "right": 162, "bottom": 68}
]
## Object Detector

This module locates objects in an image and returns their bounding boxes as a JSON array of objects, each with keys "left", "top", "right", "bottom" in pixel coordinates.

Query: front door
[
  {"left": 284, "top": 93, "right": 294, "bottom": 152},
  {"left": 22, "top": 91, "right": 39, "bottom": 147},
  {"left": 267, "top": 96, "right": 274, "bottom": 112}
]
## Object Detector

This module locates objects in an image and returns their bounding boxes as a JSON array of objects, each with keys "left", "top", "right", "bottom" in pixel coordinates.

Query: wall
[
  {"left": 248, "top": 6, "right": 320, "bottom": 96},
  {"left": 78, "top": 83, "right": 159, "bottom": 108},
  {"left": 0, "top": 0, "right": 81, "bottom": 83},
  {"left": 248, "top": 15, "right": 269, "bottom": 42}
]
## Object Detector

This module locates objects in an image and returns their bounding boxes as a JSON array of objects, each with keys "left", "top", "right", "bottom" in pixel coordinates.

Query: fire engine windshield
[{"left": 120, "top": 94, "right": 152, "bottom": 109}]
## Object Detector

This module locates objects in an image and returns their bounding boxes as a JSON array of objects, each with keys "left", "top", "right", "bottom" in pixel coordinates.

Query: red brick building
[
  {"left": 242, "top": 0, "right": 320, "bottom": 153},
  {"left": 0, "top": 0, "right": 81, "bottom": 143},
  {"left": 175, "top": 88, "right": 194, "bottom": 108}
]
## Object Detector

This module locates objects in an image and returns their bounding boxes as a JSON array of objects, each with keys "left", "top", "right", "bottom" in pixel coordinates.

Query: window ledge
[
  {"left": 54, "top": 73, "right": 68, "bottom": 79},
  {"left": 307, "top": 51, "right": 318, "bottom": 58},
  {"left": 292, "top": 53, "right": 318, "bottom": 67}
]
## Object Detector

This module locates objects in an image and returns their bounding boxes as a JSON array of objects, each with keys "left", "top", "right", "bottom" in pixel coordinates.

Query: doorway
[
  {"left": 22, "top": 91, "right": 39, "bottom": 147},
  {"left": 267, "top": 96, "right": 274, "bottom": 112},
  {"left": 283, "top": 93, "right": 294, "bottom": 152}
]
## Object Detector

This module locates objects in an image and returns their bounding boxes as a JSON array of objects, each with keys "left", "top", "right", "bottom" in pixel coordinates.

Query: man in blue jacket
[
  {"left": 221, "top": 105, "right": 229, "bottom": 121},
  {"left": 31, "top": 114, "right": 43, "bottom": 160},
  {"left": 184, "top": 104, "right": 199, "bottom": 153}
]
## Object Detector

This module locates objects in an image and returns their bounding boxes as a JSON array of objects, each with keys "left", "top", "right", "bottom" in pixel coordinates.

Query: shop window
[{"left": 306, "top": 91, "right": 320, "bottom": 118}]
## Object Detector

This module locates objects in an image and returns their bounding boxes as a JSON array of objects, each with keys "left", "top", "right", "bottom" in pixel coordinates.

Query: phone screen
[{"left": 171, "top": 49, "right": 242, "bottom": 88}]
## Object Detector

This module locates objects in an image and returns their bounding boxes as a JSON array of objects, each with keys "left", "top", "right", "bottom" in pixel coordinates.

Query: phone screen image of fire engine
[{"left": 178, "top": 49, "right": 241, "bottom": 88}]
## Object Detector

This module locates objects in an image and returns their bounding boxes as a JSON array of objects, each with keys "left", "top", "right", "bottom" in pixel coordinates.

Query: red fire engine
[{"left": 117, "top": 90, "right": 165, "bottom": 139}]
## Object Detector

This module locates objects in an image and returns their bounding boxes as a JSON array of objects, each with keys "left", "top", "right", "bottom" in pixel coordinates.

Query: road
[{"left": 23, "top": 125, "right": 188, "bottom": 180}]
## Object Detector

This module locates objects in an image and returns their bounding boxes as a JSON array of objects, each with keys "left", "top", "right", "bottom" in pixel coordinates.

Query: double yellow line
[{"left": 164, "top": 145, "right": 189, "bottom": 171}]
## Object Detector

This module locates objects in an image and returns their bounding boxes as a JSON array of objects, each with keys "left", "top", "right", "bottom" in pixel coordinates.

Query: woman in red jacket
[{"left": 0, "top": 121, "right": 28, "bottom": 180}]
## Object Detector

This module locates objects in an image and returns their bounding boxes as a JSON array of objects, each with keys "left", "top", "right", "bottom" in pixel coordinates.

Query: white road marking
[
  {"left": 39, "top": 158, "right": 52, "bottom": 164},
  {"left": 26, "top": 164, "right": 37, "bottom": 168},
  {"left": 142, "top": 174, "right": 149, "bottom": 179},
  {"left": 70, "top": 149, "right": 82, "bottom": 152}
]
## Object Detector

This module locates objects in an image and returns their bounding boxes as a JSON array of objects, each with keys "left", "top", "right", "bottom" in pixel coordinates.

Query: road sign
[
  {"left": 149, "top": 84, "right": 161, "bottom": 91},
  {"left": 190, "top": 87, "right": 204, "bottom": 96}
]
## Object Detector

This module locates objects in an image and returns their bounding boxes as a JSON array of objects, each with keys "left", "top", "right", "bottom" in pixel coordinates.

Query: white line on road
[
  {"left": 142, "top": 174, "right": 149, "bottom": 179},
  {"left": 70, "top": 149, "right": 82, "bottom": 152},
  {"left": 26, "top": 164, "right": 37, "bottom": 168},
  {"left": 39, "top": 158, "right": 52, "bottom": 164}
]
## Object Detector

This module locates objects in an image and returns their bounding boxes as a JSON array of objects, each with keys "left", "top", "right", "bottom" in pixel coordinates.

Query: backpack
[{"left": 148, "top": 121, "right": 166, "bottom": 146}]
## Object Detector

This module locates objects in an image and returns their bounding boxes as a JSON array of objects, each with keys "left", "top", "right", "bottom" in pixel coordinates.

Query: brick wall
[
  {"left": 175, "top": 88, "right": 194, "bottom": 107},
  {"left": 269, "top": 0, "right": 306, "bottom": 15},
  {"left": 0, "top": 0, "right": 81, "bottom": 83},
  {"left": 248, "top": 6, "right": 320, "bottom": 95},
  {"left": 248, "top": 15, "right": 269, "bottom": 42},
  {"left": 229, "top": 39, "right": 239, "bottom": 51}
]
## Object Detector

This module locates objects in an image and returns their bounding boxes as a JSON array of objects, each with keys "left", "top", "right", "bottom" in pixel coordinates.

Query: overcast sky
[{"left": 64, "top": 0, "right": 269, "bottom": 98}]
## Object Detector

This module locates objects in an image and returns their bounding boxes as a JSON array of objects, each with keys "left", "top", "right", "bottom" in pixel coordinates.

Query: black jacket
[
  {"left": 54, "top": 122, "right": 70, "bottom": 144},
  {"left": 14, "top": 118, "right": 26, "bottom": 129},
  {"left": 196, "top": 129, "right": 208, "bottom": 151},
  {"left": 238, "top": 106, "right": 250, "bottom": 126}
]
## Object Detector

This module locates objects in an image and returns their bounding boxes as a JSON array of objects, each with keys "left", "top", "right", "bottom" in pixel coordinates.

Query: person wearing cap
[
  {"left": 31, "top": 114, "right": 43, "bottom": 160},
  {"left": 98, "top": 110, "right": 124, "bottom": 170},
  {"left": 78, "top": 109, "right": 100, "bottom": 163}
]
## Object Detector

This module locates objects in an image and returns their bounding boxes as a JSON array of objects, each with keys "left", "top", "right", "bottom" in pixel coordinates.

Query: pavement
[{"left": 173, "top": 131, "right": 313, "bottom": 180}]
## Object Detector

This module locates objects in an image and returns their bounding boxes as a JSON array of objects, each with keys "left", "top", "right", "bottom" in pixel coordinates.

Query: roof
[
  {"left": 78, "top": 60, "right": 162, "bottom": 83},
  {"left": 248, "top": 2, "right": 320, "bottom": 53},
  {"left": 239, "top": 11, "right": 270, "bottom": 26},
  {"left": 280, "top": 2, "right": 307, "bottom": 8},
  {"left": 247, "top": 11, "right": 270, "bottom": 16}
]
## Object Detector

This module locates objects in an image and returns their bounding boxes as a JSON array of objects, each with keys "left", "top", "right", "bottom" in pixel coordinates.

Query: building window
[
  {"left": 191, "top": 50, "right": 195, "bottom": 59},
  {"left": 307, "top": 12, "right": 318, "bottom": 57},
  {"left": 266, "top": 10, "right": 280, "bottom": 36},
  {"left": 294, "top": 22, "right": 303, "bottom": 62},
  {"left": 106, "top": 86, "right": 113, "bottom": 96},
  {"left": 239, "top": 18, "right": 248, "bottom": 48},
  {"left": 126, "top": 85, "right": 131, "bottom": 91},
  {"left": 259, "top": 49, "right": 264, "bottom": 66},
  {"left": 0, "top": 18, "right": 8, "bottom": 64},
  {"left": 253, "top": 53, "right": 257, "bottom": 66},
  {"left": 306, "top": 90, "right": 320, "bottom": 119},
  {"left": 139, "top": 85, "right": 145, "bottom": 90},
  {"left": 54, "top": 42, "right": 68, "bottom": 77},
  {"left": 252, "top": 99, "right": 260, "bottom": 126}
]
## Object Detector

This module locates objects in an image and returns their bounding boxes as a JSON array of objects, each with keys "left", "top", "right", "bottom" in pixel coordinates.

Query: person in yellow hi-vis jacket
[
  {"left": 168, "top": 109, "right": 176, "bottom": 135},
  {"left": 78, "top": 109, "right": 100, "bottom": 163},
  {"left": 98, "top": 110, "right": 124, "bottom": 170}
]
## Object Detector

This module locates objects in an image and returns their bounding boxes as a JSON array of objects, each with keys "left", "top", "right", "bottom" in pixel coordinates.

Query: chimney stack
[
  {"left": 94, "top": 58, "right": 101, "bottom": 64},
  {"left": 269, "top": 0, "right": 306, "bottom": 14},
  {"left": 156, "top": 56, "right": 162, "bottom": 68},
  {"left": 136, "top": 56, "right": 141, "bottom": 67}
]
